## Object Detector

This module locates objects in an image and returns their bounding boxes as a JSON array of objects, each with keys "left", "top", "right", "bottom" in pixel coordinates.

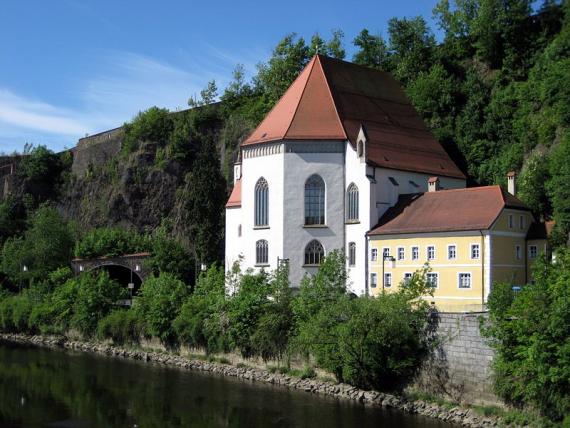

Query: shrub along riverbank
[{"left": 0, "top": 250, "right": 435, "bottom": 394}]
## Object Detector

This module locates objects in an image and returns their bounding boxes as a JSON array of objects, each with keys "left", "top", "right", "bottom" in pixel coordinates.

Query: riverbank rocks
[{"left": 0, "top": 333, "right": 502, "bottom": 428}]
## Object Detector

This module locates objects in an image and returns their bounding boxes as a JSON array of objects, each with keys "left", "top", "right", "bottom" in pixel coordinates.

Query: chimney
[
  {"left": 428, "top": 176, "right": 440, "bottom": 192},
  {"left": 507, "top": 171, "right": 516, "bottom": 196},
  {"left": 233, "top": 150, "right": 242, "bottom": 185}
]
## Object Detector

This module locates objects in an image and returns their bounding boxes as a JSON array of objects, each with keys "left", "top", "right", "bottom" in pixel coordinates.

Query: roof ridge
[
  {"left": 425, "top": 185, "right": 501, "bottom": 194},
  {"left": 283, "top": 56, "right": 318, "bottom": 138},
  {"left": 314, "top": 55, "right": 348, "bottom": 140}
]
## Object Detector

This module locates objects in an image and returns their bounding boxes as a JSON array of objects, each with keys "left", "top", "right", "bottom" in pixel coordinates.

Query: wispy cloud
[{"left": 0, "top": 48, "right": 257, "bottom": 152}]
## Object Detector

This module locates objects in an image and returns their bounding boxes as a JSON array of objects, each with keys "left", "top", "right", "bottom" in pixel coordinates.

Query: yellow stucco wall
[
  {"left": 368, "top": 233, "right": 486, "bottom": 312},
  {"left": 368, "top": 208, "right": 544, "bottom": 312}
]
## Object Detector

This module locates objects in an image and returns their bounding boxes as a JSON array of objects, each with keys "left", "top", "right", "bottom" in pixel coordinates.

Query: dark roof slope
[
  {"left": 243, "top": 55, "right": 465, "bottom": 179},
  {"left": 368, "top": 186, "right": 530, "bottom": 235}
]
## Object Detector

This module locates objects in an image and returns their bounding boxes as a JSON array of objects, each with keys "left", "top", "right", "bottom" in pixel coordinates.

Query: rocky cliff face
[{"left": 60, "top": 142, "right": 186, "bottom": 233}]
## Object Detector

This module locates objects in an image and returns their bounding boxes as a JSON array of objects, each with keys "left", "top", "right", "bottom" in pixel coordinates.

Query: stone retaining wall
[
  {"left": 417, "top": 312, "right": 496, "bottom": 405},
  {"left": 0, "top": 333, "right": 501, "bottom": 428}
]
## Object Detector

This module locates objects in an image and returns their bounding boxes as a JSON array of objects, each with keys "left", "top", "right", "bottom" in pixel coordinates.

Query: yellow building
[{"left": 367, "top": 177, "right": 549, "bottom": 312}]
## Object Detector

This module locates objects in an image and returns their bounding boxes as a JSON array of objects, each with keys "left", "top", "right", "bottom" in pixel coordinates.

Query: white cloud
[{"left": 0, "top": 47, "right": 258, "bottom": 152}]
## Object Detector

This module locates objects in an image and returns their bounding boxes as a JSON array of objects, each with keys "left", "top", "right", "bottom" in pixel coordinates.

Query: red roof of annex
[
  {"left": 243, "top": 55, "right": 465, "bottom": 179},
  {"left": 368, "top": 185, "right": 530, "bottom": 235}
]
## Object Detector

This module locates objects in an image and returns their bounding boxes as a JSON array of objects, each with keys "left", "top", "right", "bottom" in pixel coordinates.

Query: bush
[
  {"left": 70, "top": 271, "right": 128, "bottom": 338},
  {"left": 173, "top": 265, "right": 226, "bottom": 353},
  {"left": 482, "top": 251, "right": 570, "bottom": 422},
  {"left": 75, "top": 227, "right": 149, "bottom": 259},
  {"left": 122, "top": 107, "right": 174, "bottom": 153},
  {"left": 135, "top": 272, "right": 189, "bottom": 347},
  {"left": 97, "top": 309, "right": 142, "bottom": 345}
]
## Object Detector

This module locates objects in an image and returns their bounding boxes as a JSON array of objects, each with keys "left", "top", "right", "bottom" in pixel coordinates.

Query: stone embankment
[{"left": 0, "top": 333, "right": 501, "bottom": 428}]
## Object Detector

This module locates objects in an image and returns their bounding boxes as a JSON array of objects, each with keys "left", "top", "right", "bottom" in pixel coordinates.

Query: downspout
[
  {"left": 365, "top": 234, "right": 369, "bottom": 296},
  {"left": 479, "top": 230, "right": 485, "bottom": 310}
]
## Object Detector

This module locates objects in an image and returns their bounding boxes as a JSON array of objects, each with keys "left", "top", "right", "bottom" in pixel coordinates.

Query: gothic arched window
[
  {"left": 346, "top": 183, "right": 359, "bottom": 221},
  {"left": 304, "top": 240, "right": 325, "bottom": 266},
  {"left": 348, "top": 242, "right": 356, "bottom": 266},
  {"left": 304, "top": 175, "right": 325, "bottom": 225},
  {"left": 256, "top": 240, "right": 269, "bottom": 265},
  {"left": 254, "top": 177, "right": 268, "bottom": 227}
]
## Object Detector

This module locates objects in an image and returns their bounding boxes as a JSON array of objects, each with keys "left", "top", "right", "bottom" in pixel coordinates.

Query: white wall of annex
[{"left": 344, "top": 143, "right": 371, "bottom": 295}]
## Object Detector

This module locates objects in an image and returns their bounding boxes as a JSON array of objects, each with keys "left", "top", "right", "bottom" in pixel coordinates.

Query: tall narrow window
[
  {"left": 305, "top": 175, "right": 325, "bottom": 225},
  {"left": 427, "top": 246, "right": 435, "bottom": 261},
  {"left": 348, "top": 242, "right": 356, "bottom": 266},
  {"left": 371, "top": 248, "right": 378, "bottom": 261},
  {"left": 256, "top": 240, "right": 268, "bottom": 265},
  {"left": 254, "top": 177, "right": 268, "bottom": 227},
  {"left": 370, "top": 273, "right": 377, "bottom": 288},
  {"left": 304, "top": 240, "right": 325, "bottom": 266},
  {"left": 346, "top": 183, "right": 359, "bottom": 222}
]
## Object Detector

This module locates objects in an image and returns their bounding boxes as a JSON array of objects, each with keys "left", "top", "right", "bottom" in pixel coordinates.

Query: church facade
[{"left": 224, "top": 55, "right": 467, "bottom": 295}]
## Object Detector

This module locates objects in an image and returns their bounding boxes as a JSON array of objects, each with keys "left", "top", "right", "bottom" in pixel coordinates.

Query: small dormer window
[{"left": 357, "top": 141, "right": 364, "bottom": 157}]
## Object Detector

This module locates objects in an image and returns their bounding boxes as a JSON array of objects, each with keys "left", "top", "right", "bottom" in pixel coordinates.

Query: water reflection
[{"left": 0, "top": 342, "right": 454, "bottom": 428}]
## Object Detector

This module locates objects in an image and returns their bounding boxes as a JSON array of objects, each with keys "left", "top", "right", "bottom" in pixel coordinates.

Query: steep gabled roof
[
  {"left": 243, "top": 55, "right": 465, "bottom": 179},
  {"left": 368, "top": 186, "right": 530, "bottom": 236},
  {"left": 226, "top": 179, "right": 241, "bottom": 208}
]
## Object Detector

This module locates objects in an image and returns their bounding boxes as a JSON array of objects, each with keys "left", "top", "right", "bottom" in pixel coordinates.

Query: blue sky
[{"left": 0, "top": 0, "right": 443, "bottom": 153}]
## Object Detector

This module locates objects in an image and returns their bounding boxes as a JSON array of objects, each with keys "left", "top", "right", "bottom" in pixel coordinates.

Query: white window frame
[
  {"left": 371, "top": 248, "right": 378, "bottom": 262},
  {"left": 515, "top": 245, "right": 522, "bottom": 260},
  {"left": 447, "top": 244, "right": 457, "bottom": 261},
  {"left": 470, "top": 243, "right": 480, "bottom": 260},
  {"left": 529, "top": 245, "right": 538, "bottom": 259},
  {"left": 427, "top": 245, "right": 436, "bottom": 261},
  {"left": 411, "top": 246, "right": 419, "bottom": 261},
  {"left": 383, "top": 272, "right": 392, "bottom": 288},
  {"left": 382, "top": 247, "right": 391, "bottom": 258},
  {"left": 427, "top": 272, "right": 439, "bottom": 289},
  {"left": 458, "top": 272, "right": 472, "bottom": 289},
  {"left": 397, "top": 246, "right": 405, "bottom": 261},
  {"left": 403, "top": 272, "right": 413, "bottom": 285},
  {"left": 370, "top": 273, "right": 377, "bottom": 288}
]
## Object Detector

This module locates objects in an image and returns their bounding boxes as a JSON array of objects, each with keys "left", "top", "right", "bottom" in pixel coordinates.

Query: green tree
[
  {"left": 182, "top": 138, "right": 226, "bottom": 265},
  {"left": 174, "top": 265, "right": 227, "bottom": 353},
  {"left": 134, "top": 272, "right": 189, "bottom": 347},
  {"left": 482, "top": 251, "right": 570, "bottom": 422},
  {"left": 352, "top": 29, "right": 390, "bottom": 69},
  {"left": 71, "top": 271, "right": 127, "bottom": 337},
  {"left": 1, "top": 205, "right": 74, "bottom": 286},
  {"left": 122, "top": 107, "right": 174, "bottom": 153},
  {"left": 255, "top": 33, "right": 310, "bottom": 107}
]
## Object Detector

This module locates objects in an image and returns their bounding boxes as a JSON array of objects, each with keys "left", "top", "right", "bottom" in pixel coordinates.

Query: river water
[{"left": 0, "top": 341, "right": 455, "bottom": 428}]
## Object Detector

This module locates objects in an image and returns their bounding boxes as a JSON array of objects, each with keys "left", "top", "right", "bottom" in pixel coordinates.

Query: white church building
[{"left": 225, "top": 55, "right": 466, "bottom": 295}]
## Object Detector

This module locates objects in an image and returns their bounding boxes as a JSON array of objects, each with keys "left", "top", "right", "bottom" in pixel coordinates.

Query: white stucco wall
[
  {"left": 239, "top": 143, "right": 285, "bottom": 275},
  {"left": 283, "top": 141, "right": 345, "bottom": 288},
  {"left": 344, "top": 142, "right": 372, "bottom": 295}
]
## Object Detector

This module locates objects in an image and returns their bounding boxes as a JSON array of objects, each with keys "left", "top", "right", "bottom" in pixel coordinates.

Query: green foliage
[
  {"left": 180, "top": 137, "right": 226, "bottom": 265},
  {"left": 70, "top": 271, "right": 128, "bottom": 337},
  {"left": 547, "top": 134, "right": 570, "bottom": 241},
  {"left": 74, "top": 227, "right": 149, "bottom": 259},
  {"left": 352, "top": 29, "right": 390, "bottom": 69},
  {"left": 296, "top": 262, "right": 434, "bottom": 390},
  {"left": 173, "top": 265, "right": 227, "bottom": 353},
  {"left": 97, "top": 309, "right": 143, "bottom": 346},
  {"left": 134, "top": 272, "right": 189, "bottom": 347},
  {"left": 122, "top": 107, "right": 174, "bottom": 153},
  {"left": 1, "top": 205, "right": 74, "bottom": 286},
  {"left": 482, "top": 251, "right": 570, "bottom": 422},
  {"left": 0, "top": 196, "right": 27, "bottom": 245},
  {"left": 18, "top": 145, "right": 70, "bottom": 202},
  {"left": 146, "top": 224, "right": 194, "bottom": 283}
]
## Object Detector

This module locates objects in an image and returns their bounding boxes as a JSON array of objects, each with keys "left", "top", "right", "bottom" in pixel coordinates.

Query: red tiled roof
[
  {"left": 226, "top": 179, "right": 241, "bottom": 208},
  {"left": 368, "top": 186, "right": 530, "bottom": 236},
  {"left": 243, "top": 55, "right": 465, "bottom": 179}
]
